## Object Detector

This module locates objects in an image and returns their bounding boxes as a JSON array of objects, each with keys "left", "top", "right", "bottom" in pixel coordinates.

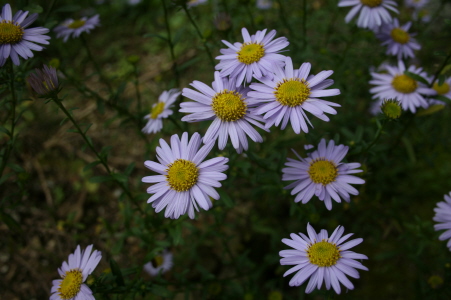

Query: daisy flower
[
  {"left": 248, "top": 56, "right": 341, "bottom": 134},
  {"left": 142, "top": 88, "right": 181, "bottom": 134},
  {"left": 50, "top": 245, "right": 102, "bottom": 300},
  {"left": 27, "top": 65, "right": 60, "bottom": 97},
  {"left": 280, "top": 223, "right": 368, "bottom": 294},
  {"left": 54, "top": 15, "right": 100, "bottom": 42},
  {"left": 0, "top": 4, "right": 50, "bottom": 67},
  {"left": 375, "top": 18, "right": 420, "bottom": 60},
  {"left": 180, "top": 72, "right": 267, "bottom": 153},
  {"left": 338, "top": 0, "right": 398, "bottom": 30},
  {"left": 256, "top": 0, "right": 273, "bottom": 9},
  {"left": 369, "top": 60, "right": 436, "bottom": 113},
  {"left": 282, "top": 139, "right": 364, "bottom": 210},
  {"left": 429, "top": 77, "right": 451, "bottom": 105},
  {"left": 433, "top": 192, "right": 451, "bottom": 251},
  {"left": 215, "top": 28, "right": 289, "bottom": 87},
  {"left": 142, "top": 132, "right": 229, "bottom": 219},
  {"left": 144, "top": 250, "right": 173, "bottom": 276}
]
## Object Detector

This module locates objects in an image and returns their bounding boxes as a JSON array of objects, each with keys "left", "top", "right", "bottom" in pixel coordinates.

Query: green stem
[
  {"left": 0, "top": 61, "right": 18, "bottom": 179},
  {"left": 80, "top": 35, "right": 114, "bottom": 95},
  {"left": 182, "top": 6, "right": 215, "bottom": 68},
  {"left": 363, "top": 119, "right": 387, "bottom": 154},
  {"left": 51, "top": 96, "right": 144, "bottom": 214},
  {"left": 429, "top": 51, "right": 451, "bottom": 87},
  {"left": 161, "top": 0, "right": 180, "bottom": 87}
]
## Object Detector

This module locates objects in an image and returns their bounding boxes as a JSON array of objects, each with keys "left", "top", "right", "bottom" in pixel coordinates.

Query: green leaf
[
  {"left": 218, "top": 189, "right": 234, "bottom": 208},
  {"left": 124, "top": 162, "right": 135, "bottom": 176},
  {"left": 109, "top": 259, "right": 125, "bottom": 286},
  {"left": 89, "top": 175, "right": 112, "bottom": 183},
  {"left": 83, "top": 161, "right": 101, "bottom": 172},
  {"left": 404, "top": 71, "right": 429, "bottom": 85},
  {"left": 435, "top": 95, "right": 451, "bottom": 103},
  {"left": 438, "top": 74, "right": 446, "bottom": 86},
  {"left": 0, "top": 126, "right": 11, "bottom": 136},
  {"left": 111, "top": 173, "right": 128, "bottom": 184},
  {"left": 142, "top": 33, "right": 168, "bottom": 41},
  {"left": 169, "top": 223, "right": 182, "bottom": 245},
  {"left": 7, "top": 163, "right": 24, "bottom": 173}
]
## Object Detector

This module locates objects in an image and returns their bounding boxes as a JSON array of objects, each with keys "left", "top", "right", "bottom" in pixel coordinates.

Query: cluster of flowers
[
  {"left": 339, "top": 0, "right": 450, "bottom": 116},
  {"left": 1, "top": 1, "right": 449, "bottom": 298}
]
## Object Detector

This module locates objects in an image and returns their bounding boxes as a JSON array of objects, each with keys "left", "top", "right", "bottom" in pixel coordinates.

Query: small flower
[
  {"left": 54, "top": 15, "right": 100, "bottom": 42},
  {"left": 50, "top": 245, "right": 102, "bottom": 300},
  {"left": 215, "top": 28, "right": 289, "bottom": 87},
  {"left": 256, "top": 0, "right": 273, "bottom": 9},
  {"left": 375, "top": 18, "right": 421, "bottom": 60},
  {"left": 369, "top": 60, "right": 435, "bottom": 113},
  {"left": 429, "top": 77, "right": 451, "bottom": 104},
  {"left": 404, "top": 0, "right": 429, "bottom": 10},
  {"left": 282, "top": 139, "right": 364, "bottom": 210},
  {"left": 142, "top": 89, "right": 181, "bottom": 134},
  {"left": 181, "top": 72, "right": 267, "bottom": 153},
  {"left": 380, "top": 98, "right": 402, "bottom": 119},
  {"left": 433, "top": 192, "right": 451, "bottom": 251},
  {"left": 27, "top": 65, "right": 59, "bottom": 97},
  {"left": 187, "top": 0, "right": 208, "bottom": 7},
  {"left": 143, "top": 250, "right": 173, "bottom": 276},
  {"left": 248, "top": 56, "right": 340, "bottom": 134},
  {"left": 0, "top": 3, "right": 50, "bottom": 67},
  {"left": 338, "top": 0, "right": 398, "bottom": 30},
  {"left": 142, "top": 132, "right": 229, "bottom": 219},
  {"left": 280, "top": 223, "right": 368, "bottom": 294}
]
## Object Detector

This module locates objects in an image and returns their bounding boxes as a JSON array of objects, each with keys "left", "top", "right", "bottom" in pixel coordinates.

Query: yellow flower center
[
  {"left": 360, "top": 0, "right": 382, "bottom": 7},
  {"left": 166, "top": 159, "right": 199, "bottom": 192},
  {"left": 58, "top": 269, "right": 83, "bottom": 300},
  {"left": 381, "top": 99, "right": 402, "bottom": 119},
  {"left": 0, "top": 20, "right": 24, "bottom": 44},
  {"left": 307, "top": 240, "right": 341, "bottom": 267},
  {"left": 152, "top": 255, "right": 164, "bottom": 267},
  {"left": 390, "top": 28, "right": 410, "bottom": 44},
  {"left": 237, "top": 43, "right": 265, "bottom": 65},
  {"left": 308, "top": 159, "right": 338, "bottom": 185},
  {"left": 275, "top": 78, "right": 310, "bottom": 107},
  {"left": 391, "top": 74, "right": 418, "bottom": 94},
  {"left": 211, "top": 89, "right": 247, "bottom": 121},
  {"left": 433, "top": 82, "right": 450, "bottom": 95},
  {"left": 68, "top": 20, "right": 86, "bottom": 29},
  {"left": 151, "top": 102, "right": 166, "bottom": 119}
]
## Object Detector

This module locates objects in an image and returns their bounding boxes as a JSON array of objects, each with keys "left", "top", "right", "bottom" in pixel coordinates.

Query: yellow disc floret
[
  {"left": 391, "top": 74, "right": 418, "bottom": 94},
  {"left": 151, "top": 102, "right": 166, "bottom": 119},
  {"left": 308, "top": 159, "right": 338, "bottom": 185},
  {"left": 381, "top": 99, "right": 402, "bottom": 119},
  {"left": 275, "top": 78, "right": 310, "bottom": 107},
  {"left": 58, "top": 269, "right": 83, "bottom": 300},
  {"left": 390, "top": 28, "right": 410, "bottom": 44},
  {"left": 237, "top": 43, "right": 265, "bottom": 65},
  {"left": 307, "top": 240, "right": 341, "bottom": 267},
  {"left": 211, "top": 89, "right": 247, "bottom": 121},
  {"left": 360, "top": 0, "right": 382, "bottom": 7},
  {"left": 68, "top": 20, "right": 86, "bottom": 29},
  {"left": 433, "top": 82, "right": 450, "bottom": 95},
  {"left": 0, "top": 20, "right": 24, "bottom": 44},
  {"left": 166, "top": 159, "right": 199, "bottom": 192}
]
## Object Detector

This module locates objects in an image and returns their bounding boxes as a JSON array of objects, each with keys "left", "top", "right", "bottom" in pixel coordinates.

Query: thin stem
[
  {"left": 182, "top": 6, "right": 216, "bottom": 68},
  {"left": 43, "top": 0, "right": 58, "bottom": 23},
  {"left": 0, "top": 61, "right": 17, "bottom": 179},
  {"left": 429, "top": 51, "right": 451, "bottom": 87},
  {"left": 51, "top": 96, "right": 144, "bottom": 214},
  {"left": 161, "top": 0, "right": 180, "bottom": 87},
  {"left": 362, "top": 119, "right": 387, "bottom": 154},
  {"left": 80, "top": 35, "right": 114, "bottom": 95}
]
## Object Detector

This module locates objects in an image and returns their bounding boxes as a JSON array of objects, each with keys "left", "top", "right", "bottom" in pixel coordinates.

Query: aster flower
[
  {"left": 54, "top": 15, "right": 100, "bottom": 42},
  {"left": 142, "top": 132, "right": 229, "bottom": 219},
  {"left": 180, "top": 72, "right": 267, "bottom": 153},
  {"left": 187, "top": 0, "right": 208, "bottom": 7},
  {"left": 404, "top": 0, "right": 429, "bottom": 10},
  {"left": 0, "top": 4, "right": 50, "bottom": 67},
  {"left": 375, "top": 18, "right": 420, "bottom": 60},
  {"left": 282, "top": 139, "right": 364, "bottom": 210},
  {"left": 27, "top": 65, "right": 59, "bottom": 97},
  {"left": 256, "top": 0, "right": 273, "bottom": 9},
  {"left": 248, "top": 56, "right": 341, "bottom": 134},
  {"left": 50, "top": 245, "right": 102, "bottom": 300},
  {"left": 215, "top": 28, "right": 289, "bottom": 87},
  {"left": 280, "top": 223, "right": 368, "bottom": 293},
  {"left": 429, "top": 77, "right": 451, "bottom": 105},
  {"left": 338, "top": 0, "right": 398, "bottom": 30},
  {"left": 369, "top": 60, "right": 436, "bottom": 113},
  {"left": 433, "top": 192, "right": 451, "bottom": 251},
  {"left": 142, "top": 88, "right": 181, "bottom": 134},
  {"left": 144, "top": 250, "right": 173, "bottom": 276}
]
